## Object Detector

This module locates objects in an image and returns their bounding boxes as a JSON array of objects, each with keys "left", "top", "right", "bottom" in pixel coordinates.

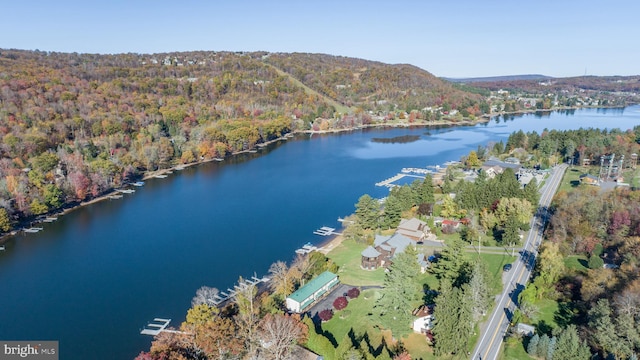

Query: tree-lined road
[{"left": 471, "top": 163, "right": 568, "bottom": 360}]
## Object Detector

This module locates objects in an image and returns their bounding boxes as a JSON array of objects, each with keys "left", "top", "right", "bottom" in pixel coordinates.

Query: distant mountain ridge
[{"left": 444, "top": 74, "right": 553, "bottom": 83}]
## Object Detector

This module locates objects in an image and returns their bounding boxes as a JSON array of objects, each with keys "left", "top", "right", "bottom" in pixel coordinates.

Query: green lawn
[
  {"left": 306, "top": 289, "right": 400, "bottom": 360},
  {"left": 557, "top": 167, "right": 584, "bottom": 193},
  {"left": 326, "top": 239, "right": 385, "bottom": 286},
  {"left": 478, "top": 253, "right": 517, "bottom": 294},
  {"left": 501, "top": 336, "right": 533, "bottom": 360},
  {"left": 564, "top": 254, "right": 588, "bottom": 274},
  {"left": 534, "top": 298, "right": 560, "bottom": 333}
]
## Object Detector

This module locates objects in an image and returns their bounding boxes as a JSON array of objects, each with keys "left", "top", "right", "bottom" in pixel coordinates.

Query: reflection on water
[{"left": 1, "top": 106, "right": 639, "bottom": 360}]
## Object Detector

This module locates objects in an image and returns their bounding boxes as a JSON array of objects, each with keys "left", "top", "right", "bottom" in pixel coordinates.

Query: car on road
[{"left": 503, "top": 263, "right": 513, "bottom": 272}]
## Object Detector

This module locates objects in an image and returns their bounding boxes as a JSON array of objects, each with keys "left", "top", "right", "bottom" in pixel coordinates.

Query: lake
[{"left": 1, "top": 106, "right": 639, "bottom": 359}]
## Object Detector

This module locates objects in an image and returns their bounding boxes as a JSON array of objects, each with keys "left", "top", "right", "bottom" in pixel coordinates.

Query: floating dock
[
  {"left": 207, "top": 276, "right": 270, "bottom": 306},
  {"left": 140, "top": 318, "right": 172, "bottom": 336},
  {"left": 312, "top": 226, "right": 341, "bottom": 236},
  {"left": 295, "top": 242, "right": 318, "bottom": 255}
]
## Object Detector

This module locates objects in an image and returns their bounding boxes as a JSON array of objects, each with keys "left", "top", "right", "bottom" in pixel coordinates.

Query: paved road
[{"left": 471, "top": 163, "right": 567, "bottom": 360}]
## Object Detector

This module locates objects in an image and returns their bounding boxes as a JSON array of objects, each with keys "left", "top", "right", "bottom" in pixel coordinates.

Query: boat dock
[
  {"left": 209, "top": 276, "right": 270, "bottom": 306},
  {"left": 108, "top": 194, "right": 124, "bottom": 199},
  {"left": 295, "top": 242, "right": 318, "bottom": 255},
  {"left": 140, "top": 318, "right": 172, "bottom": 336},
  {"left": 313, "top": 226, "right": 340, "bottom": 236},
  {"left": 375, "top": 173, "right": 405, "bottom": 188}
]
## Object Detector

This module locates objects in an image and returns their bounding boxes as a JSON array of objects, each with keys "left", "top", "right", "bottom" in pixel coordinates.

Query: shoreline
[{"left": 0, "top": 104, "right": 627, "bottom": 243}]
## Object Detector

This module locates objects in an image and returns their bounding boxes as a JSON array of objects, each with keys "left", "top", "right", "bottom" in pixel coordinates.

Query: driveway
[{"left": 306, "top": 284, "right": 352, "bottom": 317}]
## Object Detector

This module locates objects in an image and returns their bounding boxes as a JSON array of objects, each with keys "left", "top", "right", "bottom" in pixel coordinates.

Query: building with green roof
[{"left": 285, "top": 271, "right": 339, "bottom": 313}]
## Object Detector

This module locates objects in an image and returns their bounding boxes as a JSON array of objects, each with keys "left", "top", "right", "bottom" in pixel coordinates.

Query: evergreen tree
[
  {"left": 527, "top": 334, "right": 540, "bottom": 356},
  {"left": 502, "top": 214, "right": 522, "bottom": 246},
  {"left": 355, "top": 194, "right": 379, "bottom": 229},
  {"left": 554, "top": 325, "right": 591, "bottom": 360},
  {"left": 381, "top": 195, "right": 402, "bottom": 229},
  {"left": 537, "top": 334, "right": 550, "bottom": 359},
  {"left": 433, "top": 280, "right": 472, "bottom": 356},
  {"left": 467, "top": 261, "right": 492, "bottom": 322},
  {"left": 429, "top": 238, "right": 467, "bottom": 285},
  {"left": 547, "top": 336, "right": 557, "bottom": 360},
  {"left": 496, "top": 168, "right": 521, "bottom": 198},
  {"left": 588, "top": 299, "right": 628, "bottom": 358},
  {"left": 433, "top": 280, "right": 458, "bottom": 357},
  {"left": 376, "top": 246, "right": 422, "bottom": 336},
  {"left": 523, "top": 177, "right": 540, "bottom": 205},
  {"left": 415, "top": 175, "right": 435, "bottom": 205}
]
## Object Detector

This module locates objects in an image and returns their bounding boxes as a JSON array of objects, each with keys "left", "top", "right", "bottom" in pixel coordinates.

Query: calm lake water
[{"left": 1, "top": 106, "right": 640, "bottom": 359}]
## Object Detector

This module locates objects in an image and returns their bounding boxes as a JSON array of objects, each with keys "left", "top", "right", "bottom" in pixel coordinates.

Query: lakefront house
[{"left": 360, "top": 218, "right": 431, "bottom": 270}]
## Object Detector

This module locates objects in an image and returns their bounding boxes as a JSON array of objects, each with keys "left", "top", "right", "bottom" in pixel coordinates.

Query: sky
[{"left": 2, "top": 0, "right": 639, "bottom": 78}]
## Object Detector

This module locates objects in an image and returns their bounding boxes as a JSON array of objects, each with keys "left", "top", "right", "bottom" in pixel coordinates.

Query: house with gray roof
[{"left": 361, "top": 233, "right": 413, "bottom": 270}]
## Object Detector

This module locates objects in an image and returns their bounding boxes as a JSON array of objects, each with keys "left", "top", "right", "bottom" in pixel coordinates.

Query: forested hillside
[{"left": 0, "top": 49, "right": 485, "bottom": 232}]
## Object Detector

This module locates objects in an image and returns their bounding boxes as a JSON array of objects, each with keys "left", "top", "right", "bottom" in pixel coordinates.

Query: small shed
[
  {"left": 516, "top": 323, "right": 535, "bottom": 337},
  {"left": 285, "top": 271, "right": 339, "bottom": 313}
]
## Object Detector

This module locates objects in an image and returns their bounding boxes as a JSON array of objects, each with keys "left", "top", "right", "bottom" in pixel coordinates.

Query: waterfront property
[
  {"left": 395, "top": 217, "right": 433, "bottom": 242},
  {"left": 285, "top": 271, "right": 339, "bottom": 313},
  {"left": 360, "top": 233, "right": 413, "bottom": 270}
]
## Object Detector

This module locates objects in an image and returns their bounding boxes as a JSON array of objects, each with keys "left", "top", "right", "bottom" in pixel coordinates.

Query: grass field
[
  {"left": 564, "top": 254, "right": 589, "bottom": 274},
  {"left": 501, "top": 336, "right": 533, "bottom": 360},
  {"left": 557, "top": 167, "right": 585, "bottom": 193},
  {"left": 326, "top": 239, "right": 385, "bottom": 286}
]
